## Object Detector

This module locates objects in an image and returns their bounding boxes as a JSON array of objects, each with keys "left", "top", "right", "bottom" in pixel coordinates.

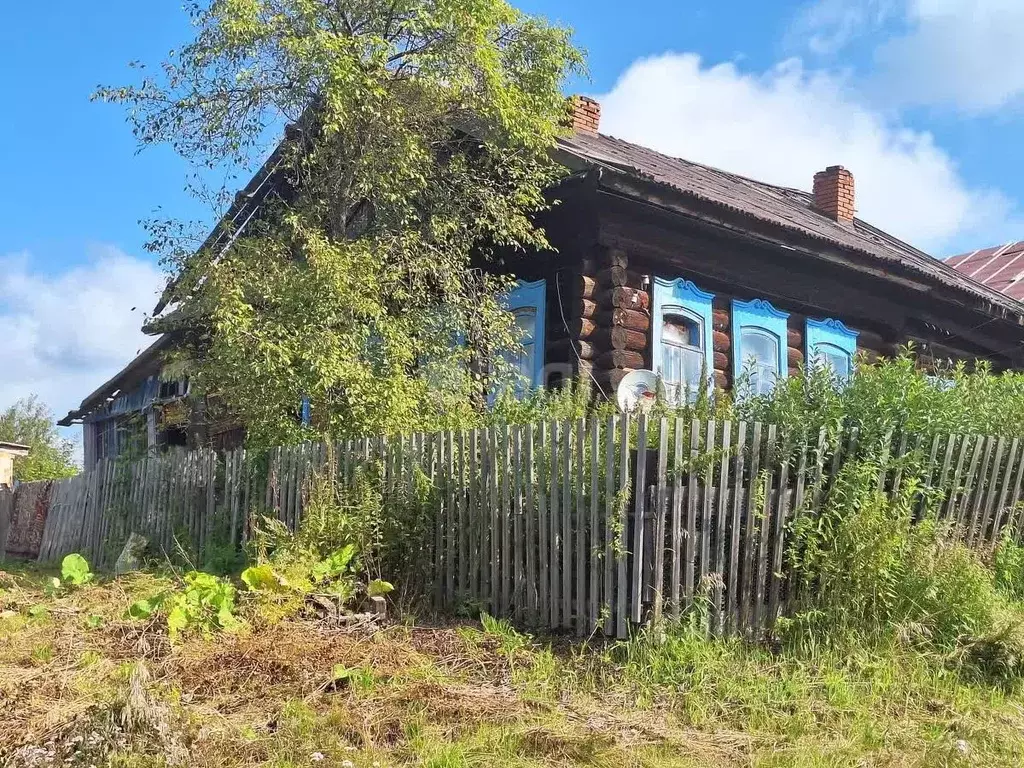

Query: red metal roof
[{"left": 947, "top": 241, "right": 1024, "bottom": 301}]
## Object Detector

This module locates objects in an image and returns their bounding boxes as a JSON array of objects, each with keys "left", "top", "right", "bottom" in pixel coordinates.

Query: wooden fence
[{"left": 5, "top": 417, "right": 1024, "bottom": 637}]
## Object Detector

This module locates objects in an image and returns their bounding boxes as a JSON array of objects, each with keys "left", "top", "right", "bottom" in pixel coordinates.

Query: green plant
[
  {"left": 310, "top": 545, "right": 357, "bottom": 583},
  {"left": 127, "top": 572, "right": 240, "bottom": 641},
  {"left": 367, "top": 579, "right": 394, "bottom": 599},
  {"left": 994, "top": 532, "right": 1024, "bottom": 601},
  {"left": 166, "top": 572, "right": 241, "bottom": 640},
  {"left": 240, "top": 564, "right": 290, "bottom": 593},
  {"left": 61, "top": 554, "right": 94, "bottom": 587},
  {"left": 127, "top": 592, "right": 170, "bottom": 621},
  {"left": 97, "top": 0, "right": 585, "bottom": 446},
  {"left": 0, "top": 395, "right": 77, "bottom": 481}
]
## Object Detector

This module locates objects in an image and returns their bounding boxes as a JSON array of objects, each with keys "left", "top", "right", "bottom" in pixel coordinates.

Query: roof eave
[
  {"left": 563, "top": 148, "right": 1024, "bottom": 328},
  {"left": 58, "top": 335, "right": 174, "bottom": 426}
]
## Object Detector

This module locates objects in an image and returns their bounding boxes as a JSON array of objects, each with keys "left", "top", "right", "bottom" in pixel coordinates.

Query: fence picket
[
  {"left": 767, "top": 434, "right": 792, "bottom": 631},
  {"left": 966, "top": 437, "right": 996, "bottom": 545},
  {"left": 976, "top": 436, "right": 1006, "bottom": 547},
  {"left": 502, "top": 425, "right": 514, "bottom": 617},
  {"left": 525, "top": 425, "right": 537, "bottom": 622},
  {"left": 992, "top": 438, "right": 1021, "bottom": 540},
  {"left": 753, "top": 424, "right": 778, "bottom": 632},
  {"left": 946, "top": 435, "right": 973, "bottom": 523},
  {"left": 741, "top": 423, "right": 763, "bottom": 632},
  {"left": 513, "top": 426, "right": 525, "bottom": 623},
  {"left": 561, "top": 419, "right": 574, "bottom": 630},
  {"left": 469, "top": 429, "right": 481, "bottom": 603},
  {"left": 631, "top": 415, "right": 649, "bottom": 625},
  {"left": 653, "top": 418, "right": 669, "bottom": 623},
  {"left": 956, "top": 436, "right": 986, "bottom": 532},
  {"left": 714, "top": 421, "right": 732, "bottom": 634},
  {"left": 685, "top": 419, "right": 700, "bottom": 609},
  {"left": 445, "top": 431, "right": 457, "bottom": 609},
  {"left": 727, "top": 422, "right": 747, "bottom": 633},
  {"left": 699, "top": 420, "right": 715, "bottom": 597},
  {"left": 603, "top": 414, "right": 617, "bottom": 636},
  {"left": 537, "top": 423, "right": 550, "bottom": 624},
  {"left": 616, "top": 412, "right": 630, "bottom": 639},
  {"left": 488, "top": 428, "right": 500, "bottom": 613},
  {"left": 589, "top": 416, "right": 601, "bottom": 631},
  {"left": 549, "top": 421, "right": 560, "bottom": 628},
  {"left": 670, "top": 417, "right": 685, "bottom": 618},
  {"left": 575, "top": 418, "right": 586, "bottom": 634}
]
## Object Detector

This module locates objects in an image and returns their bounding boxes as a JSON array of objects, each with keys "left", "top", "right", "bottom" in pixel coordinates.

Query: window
[
  {"left": 502, "top": 279, "right": 546, "bottom": 391},
  {"left": 732, "top": 298, "right": 789, "bottom": 398},
  {"left": 652, "top": 277, "right": 714, "bottom": 404},
  {"left": 511, "top": 307, "right": 538, "bottom": 387},
  {"left": 805, "top": 318, "right": 858, "bottom": 382}
]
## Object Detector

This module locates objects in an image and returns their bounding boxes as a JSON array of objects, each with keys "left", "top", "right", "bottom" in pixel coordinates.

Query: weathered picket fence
[{"left": 5, "top": 417, "right": 1024, "bottom": 638}]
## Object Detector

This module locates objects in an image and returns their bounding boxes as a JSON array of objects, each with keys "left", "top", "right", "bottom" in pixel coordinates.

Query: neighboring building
[
  {"left": 62, "top": 97, "right": 1024, "bottom": 466},
  {"left": 0, "top": 442, "right": 29, "bottom": 488},
  {"left": 58, "top": 336, "right": 193, "bottom": 468},
  {"left": 947, "top": 242, "right": 1024, "bottom": 302}
]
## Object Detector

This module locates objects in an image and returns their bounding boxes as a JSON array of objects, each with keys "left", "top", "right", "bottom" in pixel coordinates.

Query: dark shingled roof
[
  {"left": 556, "top": 131, "right": 1024, "bottom": 319},
  {"left": 947, "top": 241, "right": 1024, "bottom": 302}
]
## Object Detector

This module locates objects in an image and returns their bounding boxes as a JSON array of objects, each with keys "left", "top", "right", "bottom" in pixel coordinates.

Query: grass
[{"left": 3, "top": 562, "right": 1024, "bottom": 767}]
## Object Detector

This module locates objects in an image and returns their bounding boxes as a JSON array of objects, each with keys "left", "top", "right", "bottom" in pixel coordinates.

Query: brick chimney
[
  {"left": 813, "top": 165, "right": 855, "bottom": 224},
  {"left": 570, "top": 95, "right": 601, "bottom": 135}
]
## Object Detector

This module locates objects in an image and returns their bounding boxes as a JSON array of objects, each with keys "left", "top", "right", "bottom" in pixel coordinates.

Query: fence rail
[{"left": 3, "top": 417, "right": 1024, "bottom": 637}]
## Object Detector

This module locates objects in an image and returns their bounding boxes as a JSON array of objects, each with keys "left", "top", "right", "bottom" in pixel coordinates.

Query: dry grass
[{"left": 4, "top": 562, "right": 1024, "bottom": 767}]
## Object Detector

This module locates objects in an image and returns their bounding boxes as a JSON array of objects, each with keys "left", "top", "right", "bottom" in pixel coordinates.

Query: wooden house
[
  {"left": 60, "top": 96, "right": 1024, "bottom": 466},
  {"left": 0, "top": 442, "right": 29, "bottom": 489}
]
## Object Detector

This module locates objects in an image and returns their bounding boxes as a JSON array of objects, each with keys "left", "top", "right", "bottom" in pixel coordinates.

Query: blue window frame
[
  {"left": 805, "top": 318, "right": 858, "bottom": 381},
  {"left": 652, "top": 277, "right": 714, "bottom": 404},
  {"left": 732, "top": 298, "right": 789, "bottom": 397},
  {"left": 503, "top": 279, "right": 546, "bottom": 390}
]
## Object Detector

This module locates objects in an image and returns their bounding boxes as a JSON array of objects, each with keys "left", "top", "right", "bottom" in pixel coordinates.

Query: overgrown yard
[{"left": 3, "top": 560, "right": 1024, "bottom": 768}]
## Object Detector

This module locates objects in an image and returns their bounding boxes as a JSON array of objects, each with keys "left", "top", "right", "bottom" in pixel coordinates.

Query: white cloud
[
  {"left": 876, "top": 0, "right": 1024, "bottom": 112},
  {"left": 794, "top": 0, "right": 1024, "bottom": 112},
  {"left": 595, "top": 53, "right": 1014, "bottom": 254},
  {"left": 789, "top": 0, "right": 898, "bottom": 55},
  {"left": 0, "top": 246, "right": 165, "bottom": 425}
]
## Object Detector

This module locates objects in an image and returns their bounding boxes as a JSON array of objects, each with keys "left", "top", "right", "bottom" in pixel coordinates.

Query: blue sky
[{"left": 3, "top": 0, "right": 1024, "bottom": 423}]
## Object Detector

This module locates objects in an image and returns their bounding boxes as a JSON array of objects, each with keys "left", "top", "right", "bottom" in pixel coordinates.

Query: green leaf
[
  {"left": 61, "top": 554, "right": 93, "bottom": 586},
  {"left": 331, "top": 664, "right": 352, "bottom": 683},
  {"left": 241, "top": 564, "right": 289, "bottom": 592},
  {"left": 85, "top": 614, "right": 104, "bottom": 629},
  {"left": 127, "top": 591, "right": 168, "bottom": 620},
  {"left": 127, "top": 599, "right": 154, "bottom": 620},
  {"left": 367, "top": 579, "right": 394, "bottom": 598},
  {"left": 27, "top": 605, "right": 49, "bottom": 619},
  {"left": 313, "top": 544, "right": 359, "bottom": 583},
  {"left": 167, "top": 604, "right": 189, "bottom": 640}
]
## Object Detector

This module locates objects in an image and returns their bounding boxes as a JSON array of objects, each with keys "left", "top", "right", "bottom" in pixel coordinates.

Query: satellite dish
[{"left": 616, "top": 369, "right": 660, "bottom": 414}]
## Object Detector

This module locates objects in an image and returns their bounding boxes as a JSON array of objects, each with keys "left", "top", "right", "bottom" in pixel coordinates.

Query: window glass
[
  {"left": 661, "top": 314, "right": 703, "bottom": 404},
  {"left": 740, "top": 329, "right": 780, "bottom": 396},
  {"left": 511, "top": 308, "right": 537, "bottom": 390},
  {"left": 812, "top": 342, "right": 851, "bottom": 380}
]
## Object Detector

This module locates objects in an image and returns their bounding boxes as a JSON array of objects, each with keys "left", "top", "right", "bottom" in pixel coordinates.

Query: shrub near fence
[{"left": 5, "top": 416, "right": 1024, "bottom": 638}]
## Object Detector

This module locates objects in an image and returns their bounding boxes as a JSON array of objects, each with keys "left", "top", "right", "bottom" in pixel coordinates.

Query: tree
[
  {"left": 97, "top": 0, "right": 584, "bottom": 446},
  {"left": 0, "top": 396, "right": 78, "bottom": 481}
]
